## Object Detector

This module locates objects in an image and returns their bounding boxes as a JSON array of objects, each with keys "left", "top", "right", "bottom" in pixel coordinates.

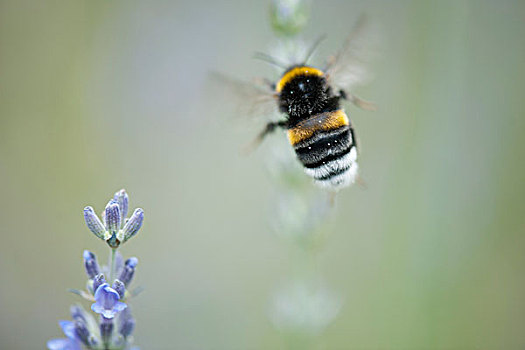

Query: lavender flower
[
  {"left": 105, "top": 200, "right": 121, "bottom": 248},
  {"left": 117, "top": 308, "right": 136, "bottom": 339},
  {"left": 114, "top": 189, "right": 129, "bottom": 224},
  {"left": 112, "top": 279, "right": 126, "bottom": 299},
  {"left": 100, "top": 317, "right": 114, "bottom": 346},
  {"left": 92, "top": 274, "right": 106, "bottom": 294},
  {"left": 70, "top": 305, "right": 89, "bottom": 323},
  {"left": 73, "top": 319, "right": 93, "bottom": 347},
  {"left": 91, "top": 283, "right": 127, "bottom": 319},
  {"left": 49, "top": 189, "right": 143, "bottom": 349},
  {"left": 69, "top": 305, "right": 98, "bottom": 343},
  {"left": 47, "top": 321, "right": 83, "bottom": 350},
  {"left": 49, "top": 305, "right": 101, "bottom": 350},
  {"left": 119, "top": 257, "right": 138, "bottom": 287},
  {"left": 83, "top": 189, "right": 144, "bottom": 248},
  {"left": 83, "top": 251, "right": 100, "bottom": 279},
  {"left": 122, "top": 209, "right": 144, "bottom": 243},
  {"left": 83, "top": 207, "right": 107, "bottom": 241}
]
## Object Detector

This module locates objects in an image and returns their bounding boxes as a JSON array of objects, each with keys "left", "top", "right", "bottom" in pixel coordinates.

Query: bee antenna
[
  {"left": 303, "top": 34, "right": 327, "bottom": 64},
  {"left": 253, "top": 52, "right": 287, "bottom": 69}
]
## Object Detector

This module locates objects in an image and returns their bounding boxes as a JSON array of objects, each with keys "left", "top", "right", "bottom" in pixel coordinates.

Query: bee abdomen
[
  {"left": 295, "top": 127, "right": 352, "bottom": 167},
  {"left": 304, "top": 146, "right": 358, "bottom": 188},
  {"left": 288, "top": 111, "right": 358, "bottom": 189}
]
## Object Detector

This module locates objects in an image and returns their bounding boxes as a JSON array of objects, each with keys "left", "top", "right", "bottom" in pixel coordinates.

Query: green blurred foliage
[
  {"left": 0, "top": 0, "right": 524, "bottom": 349},
  {"left": 270, "top": 0, "right": 310, "bottom": 36}
]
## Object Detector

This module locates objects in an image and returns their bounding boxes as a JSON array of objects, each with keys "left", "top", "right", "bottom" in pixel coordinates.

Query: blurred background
[{"left": 1, "top": 0, "right": 525, "bottom": 348}]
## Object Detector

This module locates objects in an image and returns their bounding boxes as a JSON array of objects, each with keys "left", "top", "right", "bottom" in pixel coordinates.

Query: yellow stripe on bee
[
  {"left": 287, "top": 110, "right": 349, "bottom": 146},
  {"left": 275, "top": 66, "right": 324, "bottom": 93}
]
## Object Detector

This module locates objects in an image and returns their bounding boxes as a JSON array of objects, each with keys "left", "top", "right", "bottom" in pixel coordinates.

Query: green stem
[{"left": 109, "top": 247, "right": 117, "bottom": 282}]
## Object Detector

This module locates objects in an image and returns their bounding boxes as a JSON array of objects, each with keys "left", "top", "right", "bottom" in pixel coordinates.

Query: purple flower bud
[
  {"left": 73, "top": 319, "right": 91, "bottom": 347},
  {"left": 47, "top": 321, "right": 82, "bottom": 350},
  {"left": 122, "top": 208, "right": 144, "bottom": 242},
  {"left": 83, "top": 207, "right": 106, "bottom": 240},
  {"left": 59, "top": 320, "right": 76, "bottom": 340},
  {"left": 93, "top": 274, "right": 106, "bottom": 294},
  {"left": 112, "top": 279, "right": 126, "bottom": 299},
  {"left": 118, "top": 258, "right": 138, "bottom": 286},
  {"left": 91, "top": 283, "right": 127, "bottom": 319},
  {"left": 69, "top": 305, "right": 98, "bottom": 347},
  {"left": 100, "top": 317, "right": 114, "bottom": 345},
  {"left": 121, "top": 317, "right": 136, "bottom": 338},
  {"left": 70, "top": 305, "right": 86, "bottom": 323},
  {"left": 118, "top": 309, "right": 136, "bottom": 338},
  {"left": 46, "top": 338, "right": 81, "bottom": 350},
  {"left": 101, "top": 209, "right": 106, "bottom": 227},
  {"left": 104, "top": 200, "right": 121, "bottom": 234},
  {"left": 83, "top": 251, "right": 100, "bottom": 279},
  {"left": 114, "top": 189, "right": 129, "bottom": 225}
]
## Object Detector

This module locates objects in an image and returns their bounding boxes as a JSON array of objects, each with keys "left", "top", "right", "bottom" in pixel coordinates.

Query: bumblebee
[
  {"left": 221, "top": 16, "right": 375, "bottom": 190},
  {"left": 267, "top": 65, "right": 364, "bottom": 189}
]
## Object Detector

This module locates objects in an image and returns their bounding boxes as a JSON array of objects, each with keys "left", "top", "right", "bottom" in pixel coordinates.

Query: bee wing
[
  {"left": 209, "top": 71, "right": 279, "bottom": 122},
  {"left": 324, "top": 14, "right": 377, "bottom": 92}
]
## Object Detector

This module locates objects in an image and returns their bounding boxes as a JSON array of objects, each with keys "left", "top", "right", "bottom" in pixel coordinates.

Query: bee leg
[
  {"left": 325, "top": 55, "right": 336, "bottom": 71},
  {"left": 339, "top": 90, "right": 377, "bottom": 111},
  {"left": 242, "top": 121, "right": 287, "bottom": 155},
  {"left": 356, "top": 175, "right": 368, "bottom": 189},
  {"left": 328, "top": 191, "right": 337, "bottom": 208},
  {"left": 252, "top": 77, "right": 276, "bottom": 91}
]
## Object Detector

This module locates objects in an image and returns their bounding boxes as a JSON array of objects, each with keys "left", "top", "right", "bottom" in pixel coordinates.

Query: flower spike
[{"left": 50, "top": 189, "right": 142, "bottom": 349}]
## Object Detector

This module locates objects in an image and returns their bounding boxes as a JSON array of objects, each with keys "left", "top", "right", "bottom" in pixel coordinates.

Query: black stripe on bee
[
  {"left": 304, "top": 145, "right": 358, "bottom": 187},
  {"left": 292, "top": 125, "right": 350, "bottom": 149},
  {"left": 294, "top": 127, "right": 354, "bottom": 168},
  {"left": 294, "top": 125, "right": 359, "bottom": 189}
]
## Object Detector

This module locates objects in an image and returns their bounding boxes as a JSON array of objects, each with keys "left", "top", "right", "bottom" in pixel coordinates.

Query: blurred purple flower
[
  {"left": 91, "top": 283, "right": 127, "bottom": 319},
  {"left": 46, "top": 321, "right": 82, "bottom": 350},
  {"left": 118, "top": 308, "right": 136, "bottom": 339},
  {"left": 100, "top": 317, "right": 114, "bottom": 345}
]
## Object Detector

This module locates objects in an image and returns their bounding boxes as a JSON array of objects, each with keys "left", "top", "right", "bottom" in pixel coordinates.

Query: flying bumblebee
[{"left": 219, "top": 16, "right": 376, "bottom": 190}]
